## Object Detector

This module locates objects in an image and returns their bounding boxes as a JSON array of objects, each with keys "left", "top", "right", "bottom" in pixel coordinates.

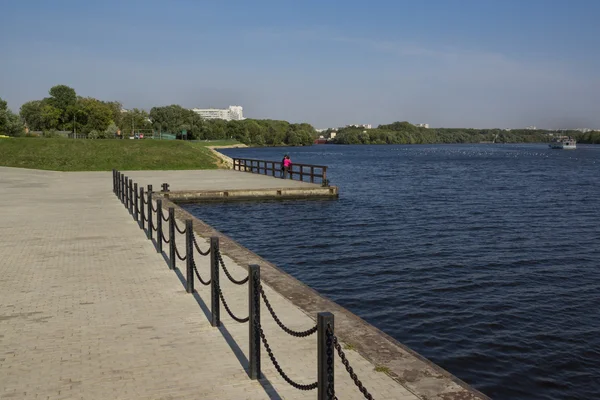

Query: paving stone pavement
[{"left": 0, "top": 167, "right": 420, "bottom": 400}]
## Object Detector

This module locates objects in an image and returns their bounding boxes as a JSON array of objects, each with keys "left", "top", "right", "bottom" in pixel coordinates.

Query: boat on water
[{"left": 549, "top": 137, "right": 576, "bottom": 149}]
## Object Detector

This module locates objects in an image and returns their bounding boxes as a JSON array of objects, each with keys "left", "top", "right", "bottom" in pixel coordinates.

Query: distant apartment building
[
  {"left": 525, "top": 125, "right": 537, "bottom": 130},
  {"left": 415, "top": 123, "right": 429, "bottom": 128},
  {"left": 191, "top": 106, "right": 244, "bottom": 121}
]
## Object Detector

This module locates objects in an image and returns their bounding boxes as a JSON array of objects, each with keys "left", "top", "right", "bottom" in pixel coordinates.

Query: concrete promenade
[{"left": 0, "top": 167, "right": 420, "bottom": 399}]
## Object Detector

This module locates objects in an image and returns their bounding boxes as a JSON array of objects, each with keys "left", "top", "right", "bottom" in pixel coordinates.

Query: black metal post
[
  {"left": 185, "top": 220, "right": 194, "bottom": 293},
  {"left": 121, "top": 176, "right": 125, "bottom": 204},
  {"left": 147, "top": 185, "right": 153, "bottom": 240},
  {"left": 168, "top": 207, "right": 175, "bottom": 270},
  {"left": 318, "top": 312, "right": 335, "bottom": 400},
  {"left": 112, "top": 169, "right": 116, "bottom": 193},
  {"left": 210, "top": 236, "right": 220, "bottom": 327},
  {"left": 129, "top": 180, "right": 133, "bottom": 214},
  {"left": 156, "top": 199, "right": 163, "bottom": 253},
  {"left": 122, "top": 177, "right": 127, "bottom": 205},
  {"left": 249, "top": 264, "right": 261, "bottom": 379},
  {"left": 140, "top": 187, "right": 145, "bottom": 230},
  {"left": 134, "top": 182, "right": 139, "bottom": 221},
  {"left": 117, "top": 171, "right": 121, "bottom": 197}
]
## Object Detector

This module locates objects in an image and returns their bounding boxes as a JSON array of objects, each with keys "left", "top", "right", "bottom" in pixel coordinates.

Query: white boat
[{"left": 549, "top": 137, "right": 576, "bottom": 149}]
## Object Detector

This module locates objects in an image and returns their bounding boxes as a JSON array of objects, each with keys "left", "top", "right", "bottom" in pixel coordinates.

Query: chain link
[
  {"left": 259, "top": 323, "right": 318, "bottom": 391},
  {"left": 151, "top": 203, "right": 159, "bottom": 213},
  {"left": 175, "top": 220, "right": 186, "bottom": 234},
  {"left": 259, "top": 284, "right": 317, "bottom": 337},
  {"left": 193, "top": 236, "right": 210, "bottom": 256},
  {"left": 192, "top": 259, "right": 211, "bottom": 285},
  {"left": 162, "top": 230, "right": 171, "bottom": 244},
  {"left": 161, "top": 212, "right": 169, "bottom": 222},
  {"left": 174, "top": 242, "right": 187, "bottom": 261},
  {"left": 217, "top": 250, "right": 249, "bottom": 285},
  {"left": 217, "top": 284, "right": 249, "bottom": 323},
  {"left": 331, "top": 329, "right": 374, "bottom": 400}
]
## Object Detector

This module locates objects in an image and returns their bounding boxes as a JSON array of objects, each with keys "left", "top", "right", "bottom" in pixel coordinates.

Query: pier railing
[
  {"left": 113, "top": 169, "right": 372, "bottom": 400},
  {"left": 232, "top": 158, "right": 329, "bottom": 186}
]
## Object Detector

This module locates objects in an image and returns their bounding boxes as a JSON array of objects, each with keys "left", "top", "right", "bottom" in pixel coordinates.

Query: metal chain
[
  {"left": 259, "top": 284, "right": 317, "bottom": 337},
  {"left": 174, "top": 242, "right": 187, "bottom": 261},
  {"left": 192, "top": 259, "right": 211, "bottom": 286},
  {"left": 258, "top": 323, "right": 318, "bottom": 391},
  {"left": 175, "top": 220, "right": 186, "bottom": 234},
  {"left": 151, "top": 203, "right": 159, "bottom": 213},
  {"left": 161, "top": 212, "right": 169, "bottom": 222},
  {"left": 217, "top": 250, "right": 249, "bottom": 285},
  {"left": 217, "top": 284, "right": 249, "bottom": 323},
  {"left": 193, "top": 236, "right": 210, "bottom": 256},
  {"left": 162, "top": 229, "right": 171, "bottom": 244},
  {"left": 331, "top": 330, "right": 374, "bottom": 400}
]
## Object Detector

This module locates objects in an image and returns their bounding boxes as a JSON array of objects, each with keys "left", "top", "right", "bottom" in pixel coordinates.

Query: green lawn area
[
  {"left": 189, "top": 139, "right": 242, "bottom": 147},
  {"left": 0, "top": 138, "right": 228, "bottom": 171}
]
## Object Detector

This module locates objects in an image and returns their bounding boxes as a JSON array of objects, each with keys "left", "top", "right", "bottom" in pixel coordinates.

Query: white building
[
  {"left": 191, "top": 105, "right": 244, "bottom": 121},
  {"left": 415, "top": 123, "right": 429, "bottom": 128}
]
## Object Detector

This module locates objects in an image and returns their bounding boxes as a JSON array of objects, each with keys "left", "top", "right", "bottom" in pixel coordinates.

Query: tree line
[
  {"left": 0, "top": 85, "right": 316, "bottom": 145},
  {"left": 329, "top": 121, "right": 600, "bottom": 144},
  {"left": 2, "top": 84, "right": 599, "bottom": 144}
]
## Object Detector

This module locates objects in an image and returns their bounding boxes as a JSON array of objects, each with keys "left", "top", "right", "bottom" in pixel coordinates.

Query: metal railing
[
  {"left": 112, "top": 169, "right": 371, "bottom": 399},
  {"left": 232, "top": 158, "right": 329, "bottom": 185}
]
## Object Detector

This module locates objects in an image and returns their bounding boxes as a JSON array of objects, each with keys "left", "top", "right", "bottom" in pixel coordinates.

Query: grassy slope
[{"left": 0, "top": 138, "right": 228, "bottom": 171}]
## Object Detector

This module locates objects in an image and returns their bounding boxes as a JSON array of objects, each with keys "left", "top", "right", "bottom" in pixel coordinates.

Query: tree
[
  {"left": 120, "top": 108, "right": 152, "bottom": 135},
  {"left": 78, "top": 97, "right": 113, "bottom": 133},
  {"left": 48, "top": 85, "right": 77, "bottom": 113},
  {"left": 40, "top": 104, "right": 61, "bottom": 130},
  {"left": 20, "top": 100, "right": 45, "bottom": 131},
  {"left": 0, "top": 97, "right": 24, "bottom": 136}
]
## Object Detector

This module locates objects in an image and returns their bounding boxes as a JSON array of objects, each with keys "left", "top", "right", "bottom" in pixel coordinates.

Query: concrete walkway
[{"left": 0, "top": 167, "right": 418, "bottom": 399}]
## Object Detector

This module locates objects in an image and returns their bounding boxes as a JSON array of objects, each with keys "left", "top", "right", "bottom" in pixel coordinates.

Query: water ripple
[{"left": 186, "top": 144, "right": 600, "bottom": 400}]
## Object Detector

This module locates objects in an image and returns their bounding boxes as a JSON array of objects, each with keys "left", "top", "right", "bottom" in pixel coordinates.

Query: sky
[{"left": 1, "top": 0, "right": 600, "bottom": 129}]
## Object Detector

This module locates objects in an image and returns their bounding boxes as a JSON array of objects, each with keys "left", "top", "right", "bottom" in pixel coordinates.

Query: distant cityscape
[{"left": 121, "top": 104, "right": 597, "bottom": 134}]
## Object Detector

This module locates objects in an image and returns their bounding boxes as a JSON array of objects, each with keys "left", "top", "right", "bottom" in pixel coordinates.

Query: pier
[{"left": 0, "top": 166, "right": 488, "bottom": 399}]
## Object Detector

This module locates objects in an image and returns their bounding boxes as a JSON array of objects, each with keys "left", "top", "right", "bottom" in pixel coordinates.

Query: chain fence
[
  {"left": 217, "top": 250, "right": 249, "bottom": 285},
  {"left": 112, "top": 170, "right": 377, "bottom": 400},
  {"left": 193, "top": 236, "right": 210, "bottom": 256}
]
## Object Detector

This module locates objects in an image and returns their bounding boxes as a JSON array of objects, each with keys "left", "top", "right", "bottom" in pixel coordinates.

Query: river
[{"left": 183, "top": 143, "right": 600, "bottom": 400}]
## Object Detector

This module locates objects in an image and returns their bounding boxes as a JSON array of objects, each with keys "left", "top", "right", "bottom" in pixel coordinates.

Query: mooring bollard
[
  {"left": 140, "top": 187, "right": 145, "bottom": 230},
  {"left": 168, "top": 207, "right": 175, "bottom": 270},
  {"left": 249, "top": 264, "right": 261, "bottom": 380},
  {"left": 162, "top": 183, "right": 170, "bottom": 192},
  {"left": 134, "top": 182, "right": 139, "bottom": 221},
  {"left": 156, "top": 199, "right": 163, "bottom": 253},
  {"left": 185, "top": 220, "right": 194, "bottom": 293},
  {"left": 210, "top": 236, "right": 220, "bottom": 327},
  {"left": 318, "top": 312, "right": 335, "bottom": 400},
  {"left": 147, "top": 185, "right": 153, "bottom": 240}
]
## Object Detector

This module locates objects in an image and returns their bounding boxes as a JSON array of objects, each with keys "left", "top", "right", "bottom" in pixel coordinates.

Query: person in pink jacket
[{"left": 282, "top": 155, "right": 292, "bottom": 179}]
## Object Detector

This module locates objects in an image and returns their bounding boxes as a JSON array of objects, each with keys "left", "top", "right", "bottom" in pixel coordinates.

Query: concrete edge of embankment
[
  {"left": 161, "top": 187, "right": 339, "bottom": 202},
  {"left": 159, "top": 195, "right": 491, "bottom": 400}
]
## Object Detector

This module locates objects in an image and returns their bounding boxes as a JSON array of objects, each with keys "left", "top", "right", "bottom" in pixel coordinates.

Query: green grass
[
  {"left": 0, "top": 138, "right": 222, "bottom": 171},
  {"left": 190, "top": 139, "right": 242, "bottom": 147}
]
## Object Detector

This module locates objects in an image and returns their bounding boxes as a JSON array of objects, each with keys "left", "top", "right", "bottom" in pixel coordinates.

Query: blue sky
[{"left": 1, "top": 0, "right": 599, "bottom": 128}]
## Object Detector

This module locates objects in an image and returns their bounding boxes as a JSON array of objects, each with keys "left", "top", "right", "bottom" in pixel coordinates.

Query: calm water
[{"left": 184, "top": 144, "right": 600, "bottom": 400}]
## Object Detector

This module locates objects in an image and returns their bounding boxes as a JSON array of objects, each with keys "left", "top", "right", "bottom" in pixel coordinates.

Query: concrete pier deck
[
  {"left": 0, "top": 167, "right": 418, "bottom": 399},
  {"left": 121, "top": 170, "right": 338, "bottom": 201}
]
